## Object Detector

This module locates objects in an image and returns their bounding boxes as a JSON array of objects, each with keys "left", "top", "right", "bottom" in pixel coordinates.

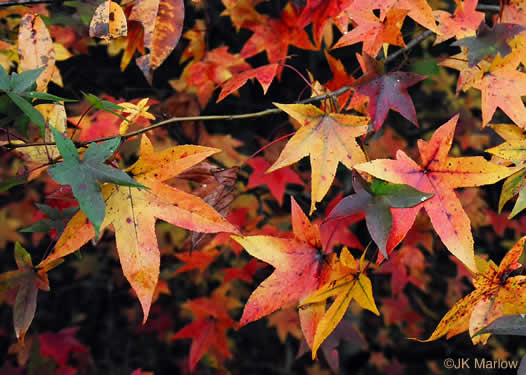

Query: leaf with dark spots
[
  {"left": 89, "top": 0, "right": 128, "bottom": 41},
  {"left": 17, "top": 13, "right": 56, "bottom": 92},
  {"left": 418, "top": 237, "right": 526, "bottom": 344},
  {"left": 48, "top": 127, "right": 144, "bottom": 238},
  {"left": 355, "top": 114, "right": 513, "bottom": 271}
]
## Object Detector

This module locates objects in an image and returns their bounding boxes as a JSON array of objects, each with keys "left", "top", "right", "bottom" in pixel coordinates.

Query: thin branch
[
  {"left": 476, "top": 4, "right": 501, "bottom": 12},
  {"left": 4, "top": 86, "right": 353, "bottom": 149},
  {"left": 384, "top": 30, "right": 435, "bottom": 64}
]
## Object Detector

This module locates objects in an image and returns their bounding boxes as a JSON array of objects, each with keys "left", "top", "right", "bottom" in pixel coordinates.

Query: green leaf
[
  {"left": 20, "top": 204, "right": 79, "bottom": 238},
  {"left": 498, "top": 168, "right": 526, "bottom": 217},
  {"left": 14, "top": 242, "right": 32, "bottom": 269},
  {"left": 10, "top": 67, "right": 45, "bottom": 94},
  {"left": 371, "top": 179, "right": 433, "bottom": 208},
  {"left": 475, "top": 314, "right": 526, "bottom": 337},
  {"left": 0, "top": 65, "right": 10, "bottom": 91},
  {"left": 6, "top": 92, "right": 46, "bottom": 137},
  {"left": 64, "top": 1, "right": 95, "bottom": 25},
  {"left": 0, "top": 177, "right": 26, "bottom": 192},
  {"left": 48, "top": 127, "right": 146, "bottom": 237},
  {"left": 82, "top": 92, "right": 123, "bottom": 111},
  {"left": 25, "top": 91, "right": 77, "bottom": 103}
]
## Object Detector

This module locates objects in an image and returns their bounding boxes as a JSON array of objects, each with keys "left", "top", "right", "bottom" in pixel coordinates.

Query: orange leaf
[
  {"left": 333, "top": 8, "right": 408, "bottom": 57},
  {"left": 433, "top": 0, "right": 485, "bottom": 45},
  {"left": 355, "top": 115, "right": 512, "bottom": 272},
  {"left": 348, "top": 0, "right": 438, "bottom": 33},
  {"left": 130, "top": 0, "right": 185, "bottom": 82},
  {"left": 418, "top": 236, "right": 526, "bottom": 344},
  {"left": 39, "top": 136, "right": 238, "bottom": 322}
]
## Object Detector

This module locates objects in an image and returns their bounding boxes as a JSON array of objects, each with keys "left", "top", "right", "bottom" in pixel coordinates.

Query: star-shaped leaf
[
  {"left": 40, "top": 136, "right": 238, "bottom": 321},
  {"left": 268, "top": 103, "right": 369, "bottom": 213},
  {"left": 245, "top": 156, "right": 303, "bottom": 205},
  {"left": 352, "top": 54, "right": 426, "bottom": 131},
  {"left": 348, "top": 0, "right": 437, "bottom": 33},
  {"left": 48, "top": 127, "right": 144, "bottom": 237},
  {"left": 453, "top": 23, "right": 526, "bottom": 67},
  {"left": 333, "top": 8, "right": 408, "bottom": 57},
  {"left": 324, "top": 174, "right": 432, "bottom": 257},
  {"left": 418, "top": 236, "right": 526, "bottom": 344},
  {"left": 240, "top": 2, "right": 315, "bottom": 78},
  {"left": 299, "top": 247, "right": 379, "bottom": 358},
  {"left": 232, "top": 197, "right": 334, "bottom": 326},
  {"left": 433, "top": 0, "right": 485, "bottom": 45},
  {"left": 355, "top": 115, "right": 512, "bottom": 271}
]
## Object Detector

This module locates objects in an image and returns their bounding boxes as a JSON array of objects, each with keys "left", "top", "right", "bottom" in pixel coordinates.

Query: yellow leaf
[{"left": 269, "top": 103, "right": 369, "bottom": 214}]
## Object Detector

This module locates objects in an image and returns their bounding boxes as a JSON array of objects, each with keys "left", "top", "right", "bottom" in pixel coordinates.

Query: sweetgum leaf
[
  {"left": 418, "top": 237, "right": 526, "bottom": 344},
  {"left": 325, "top": 176, "right": 432, "bottom": 257},
  {"left": 453, "top": 23, "right": 526, "bottom": 67},
  {"left": 355, "top": 114, "right": 513, "bottom": 271},
  {"left": 20, "top": 204, "right": 79, "bottom": 238},
  {"left": 48, "top": 127, "right": 144, "bottom": 237}
]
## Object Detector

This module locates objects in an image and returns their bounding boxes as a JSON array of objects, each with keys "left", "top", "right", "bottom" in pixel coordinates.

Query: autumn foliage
[{"left": 3, "top": 0, "right": 526, "bottom": 374}]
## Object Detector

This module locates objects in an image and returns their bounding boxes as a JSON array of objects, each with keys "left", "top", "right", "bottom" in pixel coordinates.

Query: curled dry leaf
[{"left": 130, "top": 0, "right": 185, "bottom": 83}]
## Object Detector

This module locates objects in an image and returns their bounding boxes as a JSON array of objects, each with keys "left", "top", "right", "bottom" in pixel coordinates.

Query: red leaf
[
  {"left": 245, "top": 157, "right": 304, "bottom": 205},
  {"left": 39, "top": 327, "right": 87, "bottom": 366}
]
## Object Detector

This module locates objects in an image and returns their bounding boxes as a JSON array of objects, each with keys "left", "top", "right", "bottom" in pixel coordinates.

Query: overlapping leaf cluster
[{"left": 2, "top": 0, "right": 526, "bottom": 373}]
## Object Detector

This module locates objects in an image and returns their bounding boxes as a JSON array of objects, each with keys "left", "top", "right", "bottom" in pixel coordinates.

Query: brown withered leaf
[
  {"left": 130, "top": 0, "right": 185, "bottom": 83},
  {"left": 18, "top": 13, "right": 56, "bottom": 92},
  {"left": 178, "top": 162, "right": 239, "bottom": 250}
]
